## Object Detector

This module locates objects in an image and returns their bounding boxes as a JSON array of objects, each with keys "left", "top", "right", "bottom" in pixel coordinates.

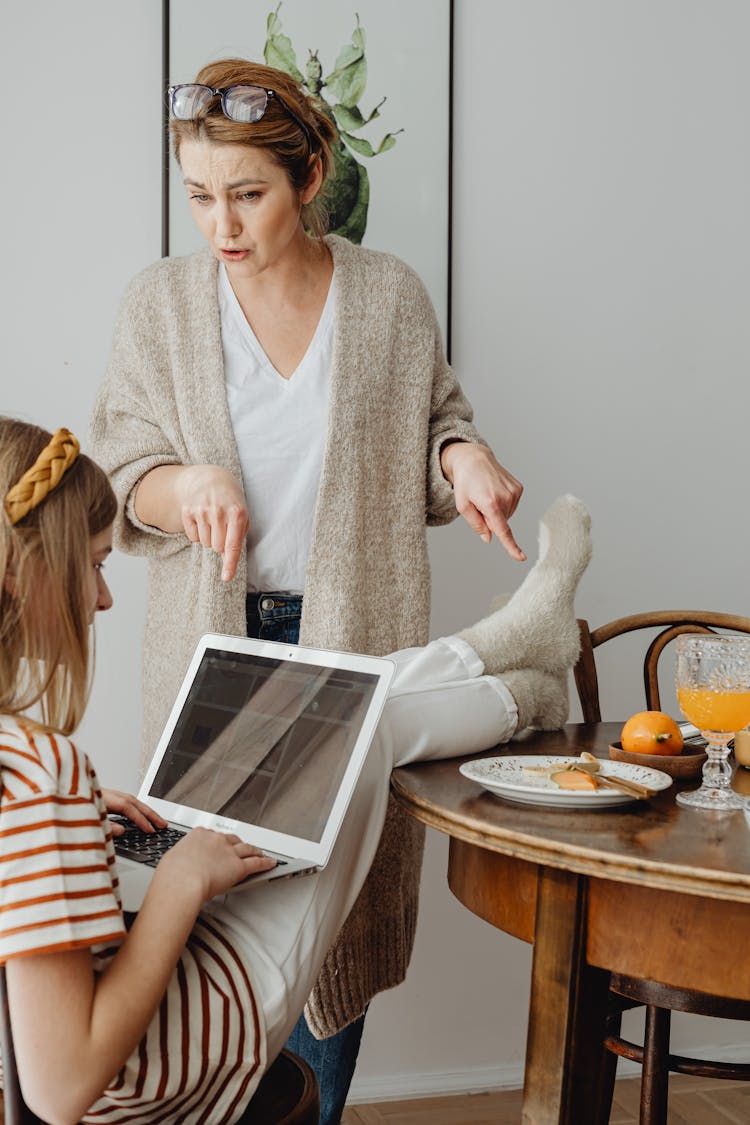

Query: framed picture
[{"left": 162, "top": 0, "right": 454, "bottom": 351}]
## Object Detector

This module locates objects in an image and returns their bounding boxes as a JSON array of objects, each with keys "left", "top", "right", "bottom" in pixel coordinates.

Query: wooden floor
[{"left": 343, "top": 1075, "right": 750, "bottom": 1124}]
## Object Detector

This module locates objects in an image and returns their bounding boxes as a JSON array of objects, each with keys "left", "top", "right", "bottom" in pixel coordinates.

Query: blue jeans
[
  {"left": 285, "top": 1008, "right": 367, "bottom": 1125},
  {"left": 245, "top": 591, "right": 367, "bottom": 1124},
  {"left": 245, "top": 591, "right": 304, "bottom": 645}
]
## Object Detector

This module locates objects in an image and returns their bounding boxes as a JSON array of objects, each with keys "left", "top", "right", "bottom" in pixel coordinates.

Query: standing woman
[{"left": 91, "top": 57, "right": 524, "bottom": 1121}]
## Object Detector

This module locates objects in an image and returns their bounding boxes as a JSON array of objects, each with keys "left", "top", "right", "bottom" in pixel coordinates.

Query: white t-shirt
[{"left": 218, "top": 265, "right": 334, "bottom": 594}]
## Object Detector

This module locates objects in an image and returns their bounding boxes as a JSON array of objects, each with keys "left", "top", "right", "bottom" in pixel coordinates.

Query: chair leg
[
  {"left": 640, "top": 1005, "right": 671, "bottom": 1125},
  {"left": 593, "top": 1010, "right": 621, "bottom": 1125}
]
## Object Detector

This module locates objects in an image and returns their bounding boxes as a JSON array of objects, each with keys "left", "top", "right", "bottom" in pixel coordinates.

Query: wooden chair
[
  {"left": 574, "top": 611, "right": 750, "bottom": 1125},
  {"left": 0, "top": 965, "right": 319, "bottom": 1125},
  {"left": 240, "top": 1048, "right": 319, "bottom": 1125}
]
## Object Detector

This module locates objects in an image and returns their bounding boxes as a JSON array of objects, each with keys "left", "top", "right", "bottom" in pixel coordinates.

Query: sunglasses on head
[{"left": 168, "top": 83, "right": 312, "bottom": 148}]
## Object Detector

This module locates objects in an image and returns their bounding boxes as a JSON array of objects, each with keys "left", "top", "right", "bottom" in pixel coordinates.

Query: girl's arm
[{"left": 7, "top": 828, "right": 275, "bottom": 1125}]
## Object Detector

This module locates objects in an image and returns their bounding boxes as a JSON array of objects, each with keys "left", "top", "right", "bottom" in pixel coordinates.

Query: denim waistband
[
  {"left": 246, "top": 592, "right": 302, "bottom": 645},
  {"left": 245, "top": 591, "right": 303, "bottom": 621}
]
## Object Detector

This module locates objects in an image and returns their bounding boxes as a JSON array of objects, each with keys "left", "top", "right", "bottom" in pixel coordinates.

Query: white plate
[{"left": 459, "top": 755, "right": 673, "bottom": 808}]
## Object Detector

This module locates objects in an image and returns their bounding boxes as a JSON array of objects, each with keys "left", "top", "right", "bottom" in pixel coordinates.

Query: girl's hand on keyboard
[
  {"left": 103, "top": 790, "right": 169, "bottom": 836},
  {"left": 164, "top": 827, "right": 277, "bottom": 902}
]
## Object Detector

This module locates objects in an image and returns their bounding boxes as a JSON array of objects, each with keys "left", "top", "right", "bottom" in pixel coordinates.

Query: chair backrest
[
  {"left": 239, "top": 1048, "right": 319, "bottom": 1124},
  {"left": 574, "top": 611, "right": 750, "bottom": 723}
]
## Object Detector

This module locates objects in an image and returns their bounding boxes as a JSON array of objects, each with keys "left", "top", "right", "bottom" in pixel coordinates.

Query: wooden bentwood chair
[
  {"left": 0, "top": 965, "right": 319, "bottom": 1125},
  {"left": 574, "top": 611, "right": 750, "bottom": 1125}
]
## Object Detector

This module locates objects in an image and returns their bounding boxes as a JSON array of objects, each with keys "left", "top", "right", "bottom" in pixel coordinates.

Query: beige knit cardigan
[{"left": 90, "top": 234, "right": 483, "bottom": 1037}]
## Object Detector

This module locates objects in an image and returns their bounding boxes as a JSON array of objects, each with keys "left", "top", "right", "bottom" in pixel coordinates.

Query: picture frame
[{"left": 162, "top": 0, "right": 454, "bottom": 353}]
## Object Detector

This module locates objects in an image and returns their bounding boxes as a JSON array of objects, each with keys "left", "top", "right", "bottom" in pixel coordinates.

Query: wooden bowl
[{"left": 609, "top": 741, "right": 707, "bottom": 778}]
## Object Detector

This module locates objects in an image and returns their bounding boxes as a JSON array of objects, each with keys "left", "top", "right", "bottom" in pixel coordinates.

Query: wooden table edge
[{"left": 390, "top": 771, "right": 750, "bottom": 905}]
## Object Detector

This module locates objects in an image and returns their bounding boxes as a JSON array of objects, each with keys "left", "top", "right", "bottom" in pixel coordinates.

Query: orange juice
[{"left": 677, "top": 687, "right": 750, "bottom": 732}]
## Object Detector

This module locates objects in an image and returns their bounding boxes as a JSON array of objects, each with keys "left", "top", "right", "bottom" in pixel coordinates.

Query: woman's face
[{"left": 179, "top": 139, "right": 319, "bottom": 280}]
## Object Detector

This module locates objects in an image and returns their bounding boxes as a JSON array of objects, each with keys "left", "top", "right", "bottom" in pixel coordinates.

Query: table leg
[{"left": 522, "top": 867, "right": 611, "bottom": 1125}]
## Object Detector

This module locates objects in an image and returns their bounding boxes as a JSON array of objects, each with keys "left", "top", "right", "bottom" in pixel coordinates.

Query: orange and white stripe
[
  {"left": 0, "top": 719, "right": 125, "bottom": 963},
  {"left": 0, "top": 718, "right": 266, "bottom": 1124}
]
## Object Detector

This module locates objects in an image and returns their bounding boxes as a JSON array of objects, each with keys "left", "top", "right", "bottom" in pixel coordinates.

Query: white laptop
[{"left": 115, "top": 633, "right": 395, "bottom": 912}]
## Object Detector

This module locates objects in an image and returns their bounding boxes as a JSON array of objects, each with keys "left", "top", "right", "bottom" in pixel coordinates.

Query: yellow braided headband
[{"left": 4, "top": 428, "right": 80, "bottom": 526}]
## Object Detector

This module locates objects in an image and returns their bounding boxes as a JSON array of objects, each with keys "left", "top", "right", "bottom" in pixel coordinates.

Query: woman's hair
[
  {"left": 170, "top": 58, "right": 337, "bottom": 239},
  {"left": 0, "top": 417, "right": 117, "bottom": 735}
]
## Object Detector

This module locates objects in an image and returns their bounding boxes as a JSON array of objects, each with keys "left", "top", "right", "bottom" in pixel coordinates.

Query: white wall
[
  {"left": 0, "top": 0, "right": 160, "bottom": 789},
  {"left": 2, "top": 0, "right": 749, "bottom": 1104}
]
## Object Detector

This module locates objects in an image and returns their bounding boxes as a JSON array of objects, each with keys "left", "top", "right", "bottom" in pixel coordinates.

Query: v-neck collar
[{"left": 218, "top": 264, "right": 335, "bottom": 383}]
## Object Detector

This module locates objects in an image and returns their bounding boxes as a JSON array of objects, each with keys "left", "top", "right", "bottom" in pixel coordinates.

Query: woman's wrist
[
  {"left": 134, "top": 465, "right": 192, "bottom": 532},
  {"left": 439, "top": 439, "right": 469, "bottom": 485}
]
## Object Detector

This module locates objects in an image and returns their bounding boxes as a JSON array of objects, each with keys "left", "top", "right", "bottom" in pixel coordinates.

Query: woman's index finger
[{"left": 221, "top": 509, "right": 249, "bottom": 581}]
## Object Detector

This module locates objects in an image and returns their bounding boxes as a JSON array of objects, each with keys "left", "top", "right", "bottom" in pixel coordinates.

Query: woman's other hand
[
  {"left": 135, "top": 464, "right": 250, "bottom": 580},
  {"left": 440, "top": 442, "right": 526, "bottom": 561},
  {"left": 102, "top": 790, "right": 168, "bottom": 835},
  {"left": 163, "top": 827, "right": 277, "bottom": 902}
]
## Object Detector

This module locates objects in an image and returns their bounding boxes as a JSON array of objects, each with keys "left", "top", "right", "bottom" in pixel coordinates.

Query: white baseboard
[
  {"left": 347, "top": 1062, "right": 523, "bottom": 1104},
  {"left": 347, "top": 1040, "right": 750, "bottom": 1105}
]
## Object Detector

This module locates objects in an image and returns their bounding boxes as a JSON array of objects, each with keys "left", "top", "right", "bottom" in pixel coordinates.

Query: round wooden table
[{"left": 391, "top": 724, "right": 750, "bottom": 1125}]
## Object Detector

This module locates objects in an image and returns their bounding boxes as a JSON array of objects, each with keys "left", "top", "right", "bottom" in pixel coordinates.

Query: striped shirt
[{"left": 0, "top": 716, "right": 266, "bottom": 1123}]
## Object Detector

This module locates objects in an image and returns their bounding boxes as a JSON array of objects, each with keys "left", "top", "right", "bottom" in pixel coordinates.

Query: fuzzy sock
[
  {"left": 458, "top": 495, "right": 592, "bottom": 675},
  {"left": 503, "top": 669, "right": 569, "bottom": 731}
]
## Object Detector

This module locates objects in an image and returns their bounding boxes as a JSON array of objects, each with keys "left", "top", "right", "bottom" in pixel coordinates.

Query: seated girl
[{"left": 0, "top": 417, "right": 590, "bottom": 1125}]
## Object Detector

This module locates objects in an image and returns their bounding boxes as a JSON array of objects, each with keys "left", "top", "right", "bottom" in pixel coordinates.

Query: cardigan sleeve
[
  {"left": 419, "top": 287, "right": 489, "bottom": 527},
  {"left": 89, "top": 279, "right": 187, "bottom": 561}
]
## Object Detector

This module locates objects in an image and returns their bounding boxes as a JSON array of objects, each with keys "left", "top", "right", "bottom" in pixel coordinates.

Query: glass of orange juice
[{"left": 675, "top": 635, "right": 750, "bottom": 810}]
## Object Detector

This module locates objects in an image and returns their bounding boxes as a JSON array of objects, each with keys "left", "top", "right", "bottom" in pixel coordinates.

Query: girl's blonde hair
[
  {"left": 0, "top": 417, "right": 117, "bottom": 735},
  {"left": 170, "top": 58, "right": 337, "bottom": 239}
]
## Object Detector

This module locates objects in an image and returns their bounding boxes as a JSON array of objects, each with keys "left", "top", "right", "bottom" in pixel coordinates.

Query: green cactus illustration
[{"left": 264, "top": 4, "right": 403, "bottom": 243}]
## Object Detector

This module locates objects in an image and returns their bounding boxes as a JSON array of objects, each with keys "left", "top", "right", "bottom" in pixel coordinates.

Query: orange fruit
[{"left": 621, "top": 711, "right": 684, "bottom": 756}]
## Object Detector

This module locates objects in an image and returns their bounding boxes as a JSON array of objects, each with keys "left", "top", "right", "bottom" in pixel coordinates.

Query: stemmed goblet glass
[{"left": 675, "top": 634, "right": 750, "bottom": 810}]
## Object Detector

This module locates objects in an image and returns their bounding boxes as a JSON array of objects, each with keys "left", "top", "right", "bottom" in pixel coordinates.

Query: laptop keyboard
[
  {"left": 110, "top": 817, "right": 286, "bottom": 871},
  {"left": 113, "top": 821, "right": 187, "bottom": 867}
]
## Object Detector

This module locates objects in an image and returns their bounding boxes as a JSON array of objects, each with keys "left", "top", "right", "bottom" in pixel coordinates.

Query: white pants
[{"left": 207, "top": 636, "right": 517, "bottom": 1060}]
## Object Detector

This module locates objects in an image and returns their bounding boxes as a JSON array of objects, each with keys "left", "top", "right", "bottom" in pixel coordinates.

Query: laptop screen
[{"left": 147, "top": 648, "right": 381, "bottom": 843}]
